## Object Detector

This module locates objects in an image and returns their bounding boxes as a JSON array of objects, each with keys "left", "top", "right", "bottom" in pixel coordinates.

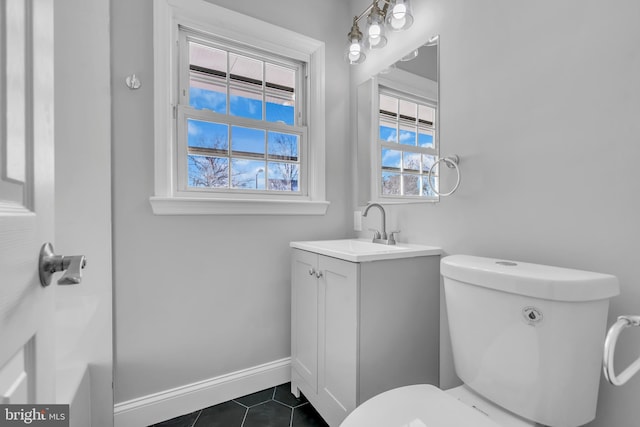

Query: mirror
[{"left": 356, "top": 37, "right": 439, "bottom": 205}]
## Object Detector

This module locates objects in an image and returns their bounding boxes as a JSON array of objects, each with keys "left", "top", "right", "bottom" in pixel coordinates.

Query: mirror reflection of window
[{"left": 378, "top": 89, "right": 437, "bottom": 198}]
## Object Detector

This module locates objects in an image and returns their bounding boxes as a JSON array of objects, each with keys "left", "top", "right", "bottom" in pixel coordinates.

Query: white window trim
[
  {"left": 370, "top": 68, "right": 439, "bottom": 204},
  {"left": 151, "top": 0, "right": 328, "bottom": 215}
]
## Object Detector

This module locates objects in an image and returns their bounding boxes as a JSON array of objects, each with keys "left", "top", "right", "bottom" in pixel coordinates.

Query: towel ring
[
  {"left": 603, "top": 315, "right": 640, "bottom": 386},
  {"left": 427, "top": 155, "right": 461, "bottom": 197}
]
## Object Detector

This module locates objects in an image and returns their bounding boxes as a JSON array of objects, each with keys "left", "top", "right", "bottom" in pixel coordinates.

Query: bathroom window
[
  {"left": 178, "top": 31, "right": 305, "bottom": 194},
  {"left": 151, "top": 0, "right": 328, "bottom": 215},
  {"left": 377, "top": 88, "right": 438, "bottom": 199}
]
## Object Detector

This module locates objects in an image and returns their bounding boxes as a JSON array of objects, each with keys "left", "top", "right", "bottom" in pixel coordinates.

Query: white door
[{"left": 0, "top": 0, "right": 56, "bottom": 404}]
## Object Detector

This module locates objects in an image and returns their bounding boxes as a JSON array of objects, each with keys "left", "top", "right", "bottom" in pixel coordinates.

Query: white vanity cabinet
[{"left": 290, "top": 242, "right": 441, "bottom": 427}]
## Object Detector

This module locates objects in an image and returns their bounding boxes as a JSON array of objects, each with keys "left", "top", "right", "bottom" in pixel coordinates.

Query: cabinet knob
[
  {"left": 316, "top": 270, "right": 323, "bottom": 278},
  {"left": 309, "top": 268, "right": 316, "bottom": 276}
]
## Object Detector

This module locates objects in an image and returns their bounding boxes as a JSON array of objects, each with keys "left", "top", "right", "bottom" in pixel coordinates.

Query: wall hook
[{"left": 125, "top": 74, "right": 141, "bottom": 90}]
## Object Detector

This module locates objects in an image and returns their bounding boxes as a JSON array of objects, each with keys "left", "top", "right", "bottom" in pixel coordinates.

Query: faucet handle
[
  {"left": 388, "top": 230, "right": 401, "bottom": 245},
  {"left": 368, "top": 228, "right": 381, "bottom": 240}
]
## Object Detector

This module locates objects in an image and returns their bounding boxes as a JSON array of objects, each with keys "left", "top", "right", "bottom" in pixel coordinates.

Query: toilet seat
[{"left": 340, "top": 385, "right": 501, "bottom": 427}]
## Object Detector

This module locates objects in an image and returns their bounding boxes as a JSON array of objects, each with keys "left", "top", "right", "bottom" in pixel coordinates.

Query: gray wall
[
  {"left": 54, "top": 0, "right": 113, "bottom": 425},
  {"left": 111, "top": 0, "right": 352, "bottom": 403},
  {"left": 351, "top": 1, "right": 640, "bottom": 426}
]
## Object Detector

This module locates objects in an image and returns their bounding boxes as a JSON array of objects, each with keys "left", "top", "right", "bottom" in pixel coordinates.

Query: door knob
[{"left": 38, "top": 243, "right": 87, "bottom": 287}]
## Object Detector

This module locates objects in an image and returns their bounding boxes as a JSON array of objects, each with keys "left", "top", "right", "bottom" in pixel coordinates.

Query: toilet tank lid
[{"left": 441, "top": 255, "right": 620, "bottom": 302}]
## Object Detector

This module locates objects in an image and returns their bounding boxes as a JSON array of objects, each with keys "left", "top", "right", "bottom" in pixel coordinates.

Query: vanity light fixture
[
  {"left": 345, "top": 0, "right": 414, "bottom": 65},
  {"left": 365, "top": 1, "right": 387, "bottom": 49},
  {"left": 346, "top": 16, "right": 367, "bottom": 64}
]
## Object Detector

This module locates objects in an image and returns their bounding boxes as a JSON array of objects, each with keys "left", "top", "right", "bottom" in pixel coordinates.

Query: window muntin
[
  {"left": 178, "top": 31, "right": 305, "bottom": 194},
  {"left": 378, "top": 89, "right": 438, "bottom": 199}
]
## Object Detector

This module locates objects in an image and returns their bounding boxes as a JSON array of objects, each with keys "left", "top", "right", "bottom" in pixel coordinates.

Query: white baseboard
[{"left": 114, "top": 357, "right": 291, "bottom": 427}]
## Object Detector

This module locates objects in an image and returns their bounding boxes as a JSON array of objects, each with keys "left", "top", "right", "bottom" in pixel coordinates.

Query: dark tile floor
[{"left": 149, "top": 383, "right": 329, "bottom": 427}]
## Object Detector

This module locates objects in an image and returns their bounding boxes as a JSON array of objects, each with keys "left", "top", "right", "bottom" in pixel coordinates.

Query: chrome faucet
[
  {"left": 363, "top": 203, "right": 387, "bottom": 240},
  {"left": 363, "top": 203, "right": 399, "bottom": 245}
]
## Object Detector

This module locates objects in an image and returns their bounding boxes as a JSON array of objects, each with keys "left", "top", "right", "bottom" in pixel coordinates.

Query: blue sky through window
[
  {"left": 187, "top": 92, "right": 298, "bottom": 190},
  {"left": 419, "top": 132, "right": 434, "bottom": 147},
  {"left": 190, "top": 87, "right": 226, "bottom": 113},
  {"left": 232, "top": 126, "right": 265, "bottom": 155},
  {"left": 188, "top": 119, "right": 228, "bottom": 150}
]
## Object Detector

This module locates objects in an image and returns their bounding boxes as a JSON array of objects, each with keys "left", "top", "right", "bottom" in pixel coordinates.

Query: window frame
[
  {"left": 151, "top": 0, "right": 328, "bottom": 215},
  {"left": 176, "top": 30, "right": 307, "bottom": 197}
]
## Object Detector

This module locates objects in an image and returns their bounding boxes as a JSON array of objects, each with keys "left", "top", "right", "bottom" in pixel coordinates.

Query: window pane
[
  {"left": 382, "top": 172, "right": 400, "bottom": 195},
  {"left": 380, "top": 117, "right": 397, "bottom": 142},
  {"left": 266, "top": 63, "right": 294, "bottom": 90},
  {"left": 381, "top": 148, "right": 401, "bottom": 171},
  {"left": 188, "top": 119, "right": 228, "bottom": 152},
  {"left": 190, "top": 42, "right": 226, "bottom": 74},
  {"left": 423, "top": 154, "right": 437, "bottom": 174},
  {"left": 231, "top": 126, "right": 265, "bottom": 158},
  {"left": 265, "top": 63, "right": 295, "bottom": 125},
  {"left": 418, "top": 127, "right": 434, "bottom": 148},
  {"left": 189, "top": 42, "right": 228, "bottom": 113},
  {"left": 268, "top": 132, "right": 299, "bottom": 161},
  {"left": 231, "top": 159, "right": 266, "bottom": 189},
  {"left": 419, "top": 104, "right": 435, "bottom": 126},
  {"left": 379, "top": 94, "right": 397, "bottom": 116},
  {"left": 230, "top": 86, "right": 263, "bottom": 120},
  {"left": 268, "top": 162, "right": 299, "bottom": 192},
  {"left": 403, "top": 174, "right": 420, "bottom": 196},
  {"left": 400, "top": 99, "right": 418, "bottom": 122},
  {"left": 423, "top": 175, "right": 438, "bottom": 197},
  {"left": 266, "top": 95, "right": 295, "bottom": 125},
  {"left": 403, "top": 152, "right": 421, "bottom": 172},
  {"left": 190, "top": 80, "right": 226, "bottom": 113},
  {"left": 399, "top": 124, "right": 416, "bottom": 147},
  {"left": 188, "top": 155, "right": 228, "bottom": 188},
  {"left": 399, "top": 123, "right": 416, "bottom": 146},
  {"left": 399, "top": 99, "right": 416, "bottom": 120},
  {"left": 229, "top": 53, "right": 262, "bottom": 84}
]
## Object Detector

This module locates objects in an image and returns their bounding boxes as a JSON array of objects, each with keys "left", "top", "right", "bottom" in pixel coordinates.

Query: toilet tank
[{"left": 441, "top": 255, "right": 619, "bottom": 427}]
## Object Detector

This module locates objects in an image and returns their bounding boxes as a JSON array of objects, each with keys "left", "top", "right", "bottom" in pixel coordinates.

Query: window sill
[{"left": 149, "top": 196, "right": 330, "bottom": 216}]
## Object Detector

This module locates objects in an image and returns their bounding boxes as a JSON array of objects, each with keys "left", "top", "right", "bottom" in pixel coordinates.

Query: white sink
[{"left": 290, "top": 239, "right": 441, "bottom": 262}]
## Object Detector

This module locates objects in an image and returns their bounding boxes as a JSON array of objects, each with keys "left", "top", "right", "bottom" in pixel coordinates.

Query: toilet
[{"left": 341, "top": 254, "right": 620, "bottom": 427}]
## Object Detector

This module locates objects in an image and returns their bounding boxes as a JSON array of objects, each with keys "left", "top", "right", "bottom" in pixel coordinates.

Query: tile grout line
[
  {"left": 189, "top": 409, "right": 202, "bottom": 427},
  {"left": 239, "top": 406, "right": 249, "bottom": 427}
]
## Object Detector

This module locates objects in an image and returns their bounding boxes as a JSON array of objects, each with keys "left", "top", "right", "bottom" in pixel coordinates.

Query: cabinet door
[
  {"left": 291, "top": 249, "right": 319, "bottom": 392},
  {"left": 318, "top": 255, "right": 359, "bottom": 426}
]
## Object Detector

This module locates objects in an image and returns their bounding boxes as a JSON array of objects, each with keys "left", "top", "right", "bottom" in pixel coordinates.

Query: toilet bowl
[{"left": 340, "top": 255, "right": 620, "bottom": 427}]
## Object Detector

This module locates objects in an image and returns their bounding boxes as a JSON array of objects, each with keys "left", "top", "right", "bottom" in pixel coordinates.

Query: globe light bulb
[
  {"left": 348, "top": 42, "right": 361, "bottom": 62},
  {"left": 392, "top": 3, "right": 407, "bottom": 19},
  {"left": 368, "top": 23, "right": 381, "bottom": 38},
  {"left": 390, "top": 15, "right": 406, "bottom": 30},
  {"left": 386, "top": 1, "right": 413, "bottom": 31}
]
